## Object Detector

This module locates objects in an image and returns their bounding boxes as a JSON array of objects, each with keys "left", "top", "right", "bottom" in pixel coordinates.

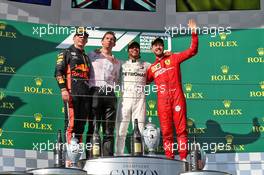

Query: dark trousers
[
  {"left": 64, "top": 84, "right": 93, "bottom": 158},
  {"left": 90, "top": 86, "right": 117, "bottom": 156}
]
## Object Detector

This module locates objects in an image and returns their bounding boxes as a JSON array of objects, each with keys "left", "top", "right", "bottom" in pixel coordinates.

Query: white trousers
[{"left": 115, "top": 95, "right": 146, "bottom": 155}]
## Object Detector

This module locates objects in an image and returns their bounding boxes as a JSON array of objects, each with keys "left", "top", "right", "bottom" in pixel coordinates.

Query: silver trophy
[
  {"left": 66, "top": 133, "right": 83, "bottom": 168},
  {"left": 143, "top": 117, "right": 160, "bottom": 155}
]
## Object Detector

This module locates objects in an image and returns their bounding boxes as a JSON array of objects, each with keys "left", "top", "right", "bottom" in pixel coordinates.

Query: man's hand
[
  {"left": 188, "top": 19, "right": 197, "bottom": 33},
  {"left": 61, "top": 88, "right": 69, "bottom": 102}
]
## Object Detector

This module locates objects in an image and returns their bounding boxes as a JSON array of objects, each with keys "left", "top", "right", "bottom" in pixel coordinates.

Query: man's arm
[
  {"left": 146, "top": 64, "right": 154, "bottom": 84},
  {"left": 54, "top": 50, "right": 69, "bottom": 102},
  {"left": 175, "top": 19, "right": 198, "bottom": 63},
  {"left": 115, "top": 59, "right": 122, "bottom": 86}
]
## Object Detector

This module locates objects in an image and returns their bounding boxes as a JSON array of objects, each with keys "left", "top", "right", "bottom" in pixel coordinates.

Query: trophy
[
  {"left": 143, "top": 117, "right": 160, "bottom": 155},
  {"left": 66, "top": 133, "right": 83, "bottom": 168}
]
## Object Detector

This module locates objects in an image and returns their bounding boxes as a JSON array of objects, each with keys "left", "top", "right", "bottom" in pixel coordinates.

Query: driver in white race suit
[{"left": 115, "top": 41, "right": 150, "bottom": 155}]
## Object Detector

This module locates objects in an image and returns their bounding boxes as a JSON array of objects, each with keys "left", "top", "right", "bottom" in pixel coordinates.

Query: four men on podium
[{"left": 55, "top": 19, "right": 198, "bottom": 160}]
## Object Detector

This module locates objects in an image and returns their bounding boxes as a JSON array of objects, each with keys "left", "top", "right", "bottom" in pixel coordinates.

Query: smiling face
[
  {"left": 101, "top": 33, "right": 116, "bottom": 49},
  {"left": 128, "top": 45, "right": 140, "bottom": 60},
  {"left": 151, "top": 42, "right": 164, "bottom": 57}
]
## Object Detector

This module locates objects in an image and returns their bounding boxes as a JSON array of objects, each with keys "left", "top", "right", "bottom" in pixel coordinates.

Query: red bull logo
[{"left": 74, "top": 64, "right": 89, "bottom": 72}]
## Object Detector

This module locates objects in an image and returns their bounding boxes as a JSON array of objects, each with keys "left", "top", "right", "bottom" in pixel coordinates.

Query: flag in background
[
  {"left": 8, "top": 0, "right": 51, "bottom": 6},
  {"left": 72, "top": 0, "right": 156, "bottom": 12}
]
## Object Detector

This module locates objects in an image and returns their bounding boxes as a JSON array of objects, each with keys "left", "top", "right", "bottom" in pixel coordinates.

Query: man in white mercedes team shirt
[{"left": 115, "top": 41, "right": 151, "bottom": 155}]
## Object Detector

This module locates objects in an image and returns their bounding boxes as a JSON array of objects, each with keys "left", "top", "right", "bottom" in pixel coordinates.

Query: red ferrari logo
[{"left": 165, "top": 59, "right": 171, "bottom": 65}]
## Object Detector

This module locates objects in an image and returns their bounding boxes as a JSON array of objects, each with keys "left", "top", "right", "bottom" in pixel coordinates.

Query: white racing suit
[{"left": 115, "top": 59, "right": 150, "bottom": 155}]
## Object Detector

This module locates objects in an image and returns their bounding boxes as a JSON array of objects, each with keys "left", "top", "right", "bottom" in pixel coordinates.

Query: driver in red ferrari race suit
[{"left": 147, "top": 19, "right": 198, "bottom": 161}]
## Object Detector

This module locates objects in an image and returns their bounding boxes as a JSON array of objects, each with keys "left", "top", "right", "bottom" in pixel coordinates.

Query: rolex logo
[
  {"left": 257, "top": 48, "right": 264, "bottom": 56},
  {"left": 225, "top": 135, "right": 234, "bottom": 144},
  {"left": 214, "top": 100, "right": 242, "bottom": 116},
  {"left": 0, "top": 56, "right": 6, "bottom": 65},
  {"left": 209, "top": 32, "right": 237, "bottom": 48},
  {"left": 184, "top": 83, "right": 192, "bottom": 92},
  {"left": 0, "top": 22, "right": 6, "bottom": 30},
  {"left": 260, "top": 81, "right": 264, "bottom": 90},
  {"left": 221, "top": 65, "right": 229, "bottom": 74},
  {"left": 148, "top": 100, "right": 156, "bottom": 109},
  {"left": 223, "top": 100, "right": 231, "bottom": 108},
  {"left": 0, "top": 90, "right": 5, "bottom": 100},
  {"left": 249, "top": 81, "right": 264, "bottom": 97},
  {"left": 0, "top": 128, "right": 2, "bottom": 136},
  {"left": 211, "top": 65, "right": 239, "bottom": 81},
  {"left": 219, "top": 33, "right": 227, "bottom": 40},
  {"left": 34, "top": 113, "right": 42, "bottom": 122},
  {"left": 187, "top": 118, "right": 194, "bottom": 127},
  {"left": 34, "top": 77, "right": 43, "bottom": 86}
]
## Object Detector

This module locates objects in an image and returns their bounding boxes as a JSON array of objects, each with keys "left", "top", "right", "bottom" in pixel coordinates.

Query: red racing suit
[{"left": 147, "top": 33, "right": 198, "bottom": 160}]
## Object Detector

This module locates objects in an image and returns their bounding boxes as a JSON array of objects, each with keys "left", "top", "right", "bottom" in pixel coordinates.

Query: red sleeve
[
  {"left": 174, "top": 32, "right": 198, "bottom": 63},
  {"left": 146, "top": 65, "right": 154, "bottom": 84}
]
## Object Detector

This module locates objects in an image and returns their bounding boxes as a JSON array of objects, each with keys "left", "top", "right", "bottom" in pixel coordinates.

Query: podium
[
  {"left": 0, "top": 172, "right": 33, "bottom": 175},
  {"left": 180, "top": 170, "right": 232, "bottom": 175},
  {"left": 78, "top": 156, "right": 187, "bottom": 175},
  {"left": 27, "top": 167, "right": 87, "bottom": 175},
  {"left": 0, "top": 157, "right": 232, "bottom": 175}
]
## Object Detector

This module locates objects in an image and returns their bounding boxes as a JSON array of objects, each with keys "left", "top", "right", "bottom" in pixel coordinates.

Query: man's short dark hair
[
  {"left": 127, "top": 41, "right": 140, "bottom": 51},
  {"left": 151, "top": 37, "right": 164, "bottom": 46},
  {"left": 74, "top": 27, "right": 89, "bottom": 38},
  {"left": 102, "top": 31, "right": 117, "bottom": 42}
]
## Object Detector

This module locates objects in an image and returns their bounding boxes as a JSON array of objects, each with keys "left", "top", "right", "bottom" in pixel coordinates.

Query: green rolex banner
[{"left": 0, "top": 19, "right": 263, "bottom": 154}]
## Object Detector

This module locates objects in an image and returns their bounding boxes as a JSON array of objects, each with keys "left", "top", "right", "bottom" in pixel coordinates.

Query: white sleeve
[
  {"left": 115, "top": 60, "right": 122, "bottom": 85},
  {"left": 145, "top": 61, "right": 152, "bottom": 69}
]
